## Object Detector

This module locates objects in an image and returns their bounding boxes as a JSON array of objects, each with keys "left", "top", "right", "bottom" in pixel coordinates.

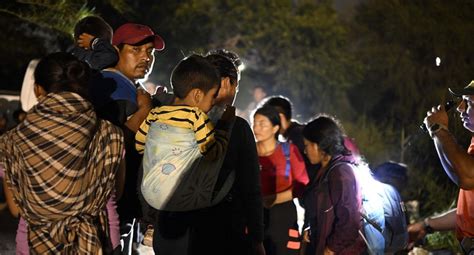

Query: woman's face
[
  {"left": 303, "top": 138, "right": 325, "bottom": 164},
  {"left": 253, "top": 114, "right": 279, "bottom": 142}
]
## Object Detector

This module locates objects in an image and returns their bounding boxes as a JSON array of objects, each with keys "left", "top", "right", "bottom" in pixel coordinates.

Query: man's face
[
  {"left": 457, "top": 95, "right": 474, "bottom": 132},
  {"left": 115, "top": 42, "right": 155, "bottom": 81},
  {"left": 215, "top": 78, "right": 238, "bottom": 106}
]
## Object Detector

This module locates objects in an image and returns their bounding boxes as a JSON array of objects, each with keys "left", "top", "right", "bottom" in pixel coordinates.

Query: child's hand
[
  {"left": 220, "top": 105, "right": 236, "bottom": 123},
  {"left": 77, "top": 33, "right": 95, "bottom": 49},
  {"left": 154, "top": 85, "right": 167, "bottom": 95}
]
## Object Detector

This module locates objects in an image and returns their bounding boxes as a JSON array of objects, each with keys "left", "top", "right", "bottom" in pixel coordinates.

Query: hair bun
[
  {"left": 34, "top": 52, "right": 91, "bottom": 99},
  {"left": 65, "top": 61, "right": 90, "bottom": 87}
]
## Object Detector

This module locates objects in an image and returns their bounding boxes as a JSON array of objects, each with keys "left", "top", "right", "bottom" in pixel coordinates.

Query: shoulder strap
[
  {"left": 322, "top": 160, "right": 348, "bottom": 183},
  {"left": 212, "top": 170, "right": 235, "bottom": 204},
  {"left": 282, "top": 142, "right": 291, "bottom": 179},
  {"left": 323, "top": 161, "right": 385, "bottom": 235},
  {"left": 360, "top": 212, "right": 383, "bottom": 233}
]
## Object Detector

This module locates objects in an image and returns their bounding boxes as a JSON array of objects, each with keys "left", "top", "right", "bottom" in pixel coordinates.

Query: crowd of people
[{"left": 0, "top": 14, "right": 472, "bottom": 255}]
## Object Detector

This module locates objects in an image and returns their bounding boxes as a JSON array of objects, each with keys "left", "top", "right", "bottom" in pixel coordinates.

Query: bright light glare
[
  {"left": 236, "top": 63, "right": 245, "bottom": 81},
  {"left": 238, "top": 63, "right": 246, "bottom": 72},
  {"left": 436, "top": 57, "right": 441, "bottom": 66}
]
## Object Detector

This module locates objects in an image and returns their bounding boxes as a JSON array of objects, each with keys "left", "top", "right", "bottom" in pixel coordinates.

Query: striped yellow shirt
[{"left": 135, "top": 105, "right": 228, "bottom": 160}]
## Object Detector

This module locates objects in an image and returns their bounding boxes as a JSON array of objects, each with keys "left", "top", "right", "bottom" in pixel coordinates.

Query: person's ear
[
  {"left": 272, "top": 124, "right": 280, "bottom": 135},
  {"left": 192, "top": 88, "right": 203, "bottom": 105},
  {"left": 33, "top": 83, "right": 47, "bottom": 99}
]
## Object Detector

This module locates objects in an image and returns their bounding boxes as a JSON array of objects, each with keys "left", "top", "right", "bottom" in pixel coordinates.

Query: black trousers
[
  {"left": 263, "top": 200, "right": 300, "bottom": 255},
  {"left": 152, "top": 201, "right": 255, "bottom": 255}
]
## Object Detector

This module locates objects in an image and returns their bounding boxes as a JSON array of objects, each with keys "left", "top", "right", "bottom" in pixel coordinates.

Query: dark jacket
[
  {"left": 69, "top": 38, "right": 118, "bottom": 70},
  {"left": 152, "top": 117, "right": 264, "bottom": 255},
  {"left": 303, "top": 155, "right": 366, "bottom": 255},
  {"left": 190, "top": 116, "right": 265, "bottom": 254}
]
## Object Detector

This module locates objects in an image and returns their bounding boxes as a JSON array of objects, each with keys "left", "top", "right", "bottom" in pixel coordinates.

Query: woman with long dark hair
[
  {"left": 253, "top": 105, "right": 309, "bottom": 255},
  {"left": 0, "top": 52, "right": 124, "bottom": 253},
  {"left": 302, "top": 114, "right": 366, "bottom": 255}
]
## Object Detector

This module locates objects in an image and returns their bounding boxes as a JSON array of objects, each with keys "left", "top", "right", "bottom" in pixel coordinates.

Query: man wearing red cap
[
  {"left": 91, "top": 23, "right": 165, "bottom": 128},
  {"left": 89, "top": 23, "right": 165, "bottom": 252}
]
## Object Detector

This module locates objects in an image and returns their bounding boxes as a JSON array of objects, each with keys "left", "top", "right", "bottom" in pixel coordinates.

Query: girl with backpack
[{"left": 253, "top": 105, "right": 309, "bottom": 255}]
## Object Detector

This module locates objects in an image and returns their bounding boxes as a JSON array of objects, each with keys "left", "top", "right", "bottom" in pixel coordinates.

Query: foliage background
[{"left": 1, "top": 0, "right": 474, "bottom": 251}]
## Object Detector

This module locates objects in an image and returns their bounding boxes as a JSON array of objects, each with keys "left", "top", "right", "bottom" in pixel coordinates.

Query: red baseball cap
[{"left": 112, "top": 23, "right": 165, "bottom": 51}]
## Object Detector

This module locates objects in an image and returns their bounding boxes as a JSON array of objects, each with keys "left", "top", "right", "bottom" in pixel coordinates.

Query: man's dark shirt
[
  {"left": 153, "top": 116, "right": 264, "bottom": 255},
  {"left": 189, "top": 116, "right": 264, "bottom": 254}
]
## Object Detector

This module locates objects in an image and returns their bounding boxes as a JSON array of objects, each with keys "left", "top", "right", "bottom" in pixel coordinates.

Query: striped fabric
[
  {"left": 136, "top": 105, "right": 227, "bottom": 160},
  {"left": 0, "top": 92, "right": 124, "bottom": 254}
]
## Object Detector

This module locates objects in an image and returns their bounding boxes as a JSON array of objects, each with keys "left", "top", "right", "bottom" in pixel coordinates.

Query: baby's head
[
  {"left": 74, "top": 16, "right": 113, "bottom": 42},
  {"left": 171, "top": 54, "right": 220, "bottom": 113}
]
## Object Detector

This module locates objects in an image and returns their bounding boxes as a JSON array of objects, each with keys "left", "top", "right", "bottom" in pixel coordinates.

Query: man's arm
[
  {"left": 425, "top": 105, "right": 474, "bottom": 189},
  {"left": 125, "top": 88, "right": 152, "bottom": 134},
  {"left": 432, "top": 129, "right": 474, "bottom": 188},
  {"left": 408, "top": 209, "right": 457, "bottom": 243}
]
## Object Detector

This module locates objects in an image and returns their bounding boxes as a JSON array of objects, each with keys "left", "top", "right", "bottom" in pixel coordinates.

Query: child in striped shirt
[
  {"left": 135, "top": 54, "right": 234, "bottom": 159},
  {"left": 135, "top": 54, "right": 235, "bottom": 216}
]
